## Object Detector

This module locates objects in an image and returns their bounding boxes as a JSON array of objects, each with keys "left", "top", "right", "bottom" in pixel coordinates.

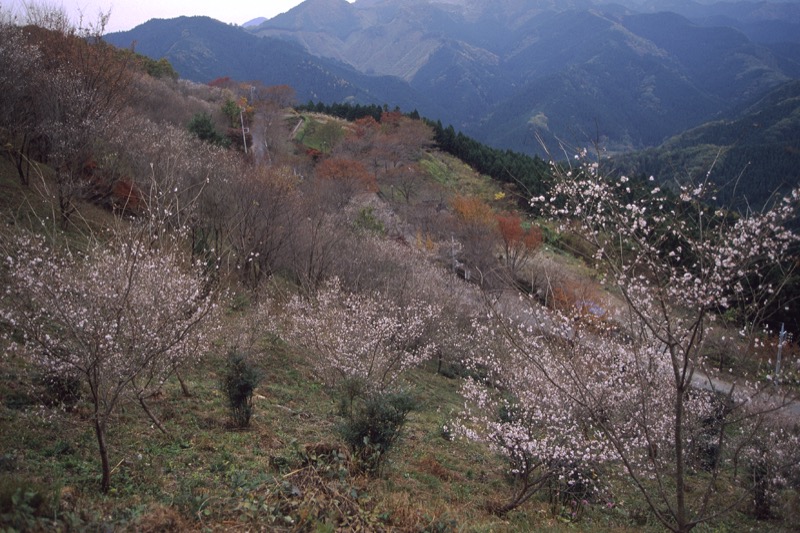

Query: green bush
[
  {"left": 188, "top": 112, "right": 230, "bottom": 148},
  {"left": 353, "top": 207, "right": 385, "bottom": 234},
  {"left": 0, "top": 477, "right": 57, "bottom": 531},
  {"left": 220, "top": 351, "right": 263, "bottom": 429},
  {"left": 337, "top": 382, "right": 415, "bottom": 474}
]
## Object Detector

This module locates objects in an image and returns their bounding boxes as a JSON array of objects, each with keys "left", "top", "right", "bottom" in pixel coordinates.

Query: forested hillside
[
  {"left": 613, "top": 80, "right": 800, "bottom": 211},
  {"left": 2, "top": 7, "right": 800, "bottom": 533}
]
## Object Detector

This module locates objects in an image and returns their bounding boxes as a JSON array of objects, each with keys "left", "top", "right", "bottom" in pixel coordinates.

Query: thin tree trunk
[
  {"left": 175, "top": 368, "right": 192, "bottom": 397},
  {"left": 94, "top": 417, "right": 111, "bottom": 493},
  {"left": 139, "top": 395, "right": 169, "bottom": 435},
  {"left": 675, "top": 382, "right": 688, "bottom": 533},
  {"left": 11, "top": 135, "right": 31, "bottom": 186}
]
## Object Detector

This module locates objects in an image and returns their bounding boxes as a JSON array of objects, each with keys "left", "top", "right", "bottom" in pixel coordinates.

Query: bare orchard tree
[
  {"left": 106, "top": 114, "right": 234, "bottom": 230},
  {"left": 21, "top": 1, "right": 79, "bottom": 34},
  {"left": 26, "top": 7, "right": 132, "bottom": 225},
  {"left": 1, "top": 229, "right": 219, "bottom": 492},
  {"left": 283, "top": 181, "right": 353, "bottom": 293},
  {"left": 221, "top": 165, "right": 299, "bottom": 290},
  {"left": 0, "top": 21, "right": 41, "bottom": 184}
]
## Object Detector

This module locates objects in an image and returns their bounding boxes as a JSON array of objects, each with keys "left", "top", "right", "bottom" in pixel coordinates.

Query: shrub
[
  {"left": 220, "top": 351, "right": 263, "bottom": 429},
  {"left": 0, "top": 477, "right": 57, "bottom": 531},
  {"left": 188, "top": 112, "right": 230, "bottom": 148},
  {"left": 336, "top": 382, "right": 415, "bottom": 474},
  {"left": 545, "top": 459, "right": 603, "bottom": 520},
  {"left": 353, "top": 207, "right": 385, "bottom": 234}
]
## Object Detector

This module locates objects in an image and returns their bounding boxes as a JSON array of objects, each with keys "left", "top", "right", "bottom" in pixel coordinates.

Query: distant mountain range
[
  {"left": 105, "top": 0, "right": 800, "bottom": 160},
  {"left": 106, "top": 16, "right": 444, "bottom": 117}
]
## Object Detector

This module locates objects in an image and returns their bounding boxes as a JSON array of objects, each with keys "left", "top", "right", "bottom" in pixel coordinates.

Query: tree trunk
[
  {"left": 139, "top": 395, "right": 169, "bottom": 435},
  {"left": 93, "top": 417, "right": 111, "bottom": 493},
  {"left": 674, "top": 382, "right": 688, "bottom": 533},
  {"left": 175, "top": 368, "right": 192, "bottom": 397},
  {"left": 11, "top": 134, "right": 31, "bottom": 186}
]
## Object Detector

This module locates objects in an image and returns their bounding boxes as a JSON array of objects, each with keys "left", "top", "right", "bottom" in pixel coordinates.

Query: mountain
[
  {"left": 106, "top": 1, "right": 800, "bottom": 157},
  {"left": 249, "top": 0, "right": 798, "bottom": 155},
  {"left": 619, "top": 0, "right": 800, "bottom": 45},
  {"left": 612, "top": 80, "right": 800, "bottom": 211},
  {"left": 242, "top": 17, "right": 267, "bottom": 28},
  {"left": 105, "top": 16, "right": 444, "bottom": 116}
]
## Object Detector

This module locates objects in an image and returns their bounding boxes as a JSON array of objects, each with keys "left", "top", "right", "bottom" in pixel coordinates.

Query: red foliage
[
  {"left": 316, "top": 157, "right": 377, "bottom": 192},
  {"left": 263, "top": 84, "right": 296, "bottom": 108},
  {"left": 350, "top": 116, "right": 380, "bottom": 139},
  {"left": 380, "top": 110, "right": 403, "bottom": 127},
  {"left": 496, "top": 212, "right": 543, "bottom": 252},
  {"left": 111, "top": 178, "right": 144, "bottom": 214},
  {"left": 451, "top": 195, "right": 495, "bottom": 226},
  {"left": 208, "top": 76, "right": 235, "bottom": 89}
]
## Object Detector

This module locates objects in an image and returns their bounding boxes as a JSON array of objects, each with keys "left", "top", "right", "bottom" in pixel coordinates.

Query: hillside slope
[{"left": 613, "top": 80, "right": 800, "bottom": 210}]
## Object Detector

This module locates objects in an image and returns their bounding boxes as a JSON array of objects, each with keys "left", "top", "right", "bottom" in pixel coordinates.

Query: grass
[
  {"left": 2, "top": 145, "right": 797, "bottom": 533},
  {"left": 294, "top": 113, "right": 348, "bottom": 153},
  {"left": 419, "top": 152, "right": 503, "bottom": 202},
  {"left": 0, "top": 318, "right": 630, "bottom": 531},
  {"left": 5, "top": 329, "right": 788, "bottom": 531}
]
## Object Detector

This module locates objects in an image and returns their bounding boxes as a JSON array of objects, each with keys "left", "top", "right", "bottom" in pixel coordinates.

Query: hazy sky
[{"left": 6, "top": 0, "right": 346, "bottom": 33}]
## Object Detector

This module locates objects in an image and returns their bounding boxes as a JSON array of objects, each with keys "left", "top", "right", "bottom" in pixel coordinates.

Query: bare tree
[{"left": 0, "top": 21, "right": 41, "bottom": 184}]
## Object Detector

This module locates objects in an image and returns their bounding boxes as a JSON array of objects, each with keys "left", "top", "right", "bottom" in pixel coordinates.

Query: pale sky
[{"left": 4, "top": 0, "right": 351, "bottom": 33}]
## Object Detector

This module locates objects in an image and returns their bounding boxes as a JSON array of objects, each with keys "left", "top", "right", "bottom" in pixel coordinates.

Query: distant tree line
[
  {"left": 619, "top": 143, "right": 800, "bottom": 214},
  {"left": 425, "top": 120, "right": 550, "bottom": 200},
  {"left": 296, "top": 101, "right": 391, "bottom": 122}
]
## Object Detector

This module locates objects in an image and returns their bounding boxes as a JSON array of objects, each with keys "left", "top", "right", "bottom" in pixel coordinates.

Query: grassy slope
[{"left": 0, "top": 142, "right": 791, "bottom": 532}]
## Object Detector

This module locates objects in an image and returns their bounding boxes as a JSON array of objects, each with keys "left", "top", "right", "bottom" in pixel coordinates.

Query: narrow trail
[
  {"left": 691, "top": 371, "right": 800, "bottom": 418},
  {"left": 250, "top": 110, "right": 269, "bottom": 165}
]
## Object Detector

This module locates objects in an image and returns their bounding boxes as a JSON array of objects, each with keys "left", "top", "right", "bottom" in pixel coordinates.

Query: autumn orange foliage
[
  {"left": 316, "top": 157, "right": 377, "bottom": 193},
  {"left": 451, "top": 195, "right": 495, "bottom": 226},
  {"left": 496, "top": 213, "right": 543, "bottom": 252}
]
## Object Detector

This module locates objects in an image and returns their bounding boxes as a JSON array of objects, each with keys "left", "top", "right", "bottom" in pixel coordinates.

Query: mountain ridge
[
  {"left": 246, "top": 0, "right": 798, "bottom": 153},
  {"left": 106, "top": 16, "right": 445, "bottom": 117},
  {"left": 106, "top": 0, "right": 800, "bottom": 158},
  {"left": 612, "top": 79, "right": 800, "bottom": 210}
]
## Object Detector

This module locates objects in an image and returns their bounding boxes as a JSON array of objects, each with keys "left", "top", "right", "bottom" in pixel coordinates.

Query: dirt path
[
  {"left": 691, "top": 371, "right": 800, "bottom": 418},
  {"left": 250, "top": 110, "right": 269, "bottom": 165}
]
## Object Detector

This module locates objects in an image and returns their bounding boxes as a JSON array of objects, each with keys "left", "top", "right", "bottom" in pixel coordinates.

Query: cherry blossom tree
[
  {"left": 452, "top": 151, "right": 798, "bottom": 528},
  {"left": 283, "top": 277, "right": 440, "bottom": 392},
  {"left": 452, "top": 311, "right": 618, "bottom": 514},
  {"left": 281, "top": 276, "right": 442, "bottom": 473},
  {"left": 522, "top": 155, "right": 800, "bottom": 531},
  {"left": 2, "top": 230, "right": 219, "bottom": 492}
]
